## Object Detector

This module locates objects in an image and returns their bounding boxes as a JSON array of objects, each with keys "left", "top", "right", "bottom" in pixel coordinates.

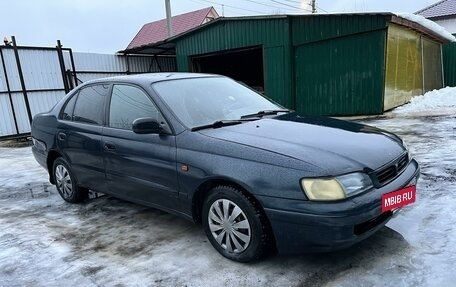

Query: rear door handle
[
  {"left": 104, "top": 142, "right": 116, "bottom": 151},
  {"left": 58, "top": 132, "right": 66, "bottom": 141}
]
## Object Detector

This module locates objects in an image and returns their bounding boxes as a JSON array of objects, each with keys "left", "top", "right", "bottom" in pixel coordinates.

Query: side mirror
[{"left": 132, "top": 117, "right": 164, "bottom": 134}]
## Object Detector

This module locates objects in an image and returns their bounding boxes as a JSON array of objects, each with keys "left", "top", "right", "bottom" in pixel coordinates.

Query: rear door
[
  {"left": 57, "top": 84, "right": 110, "bottom": 192},
  {"left": 102, "top": 84, "right": 178, "bottom": 210}
]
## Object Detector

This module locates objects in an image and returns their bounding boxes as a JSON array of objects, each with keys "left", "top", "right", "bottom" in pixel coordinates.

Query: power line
[
  {"left": 189, "top": 0, "right": 314, "bottom": 16},
  {"left": 280, "top": 0, "right": 302, "bottom": 4},
  {"left": 269, "top": 0, "right": 310, "bottom": 12},
  {"left": 187, "top": 0, "right": 252, "bottom": 15},
  {"left": 193, "top": 0, "right": 267, "bottom": 14},
  {"left": 242, "top": 0, "right": 304, "bottom": 12},
  {"left": 280, "top": 0, "right": 325, "bottom": 13},
  {"left": 222, "top": 7, "right": 250, "bottom": 16},
  {"left": 316, "top": 5, "right": 329, "bottom": 13}
]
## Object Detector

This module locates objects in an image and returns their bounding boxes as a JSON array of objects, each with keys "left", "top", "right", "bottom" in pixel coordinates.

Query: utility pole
[
  {"left": 311, "top": 0, "right": 316, "bottom": 13},
  {"left": 221, "top": 4, "right": 225, "bottom": 17},
  {"left": 165, "top": 0, "right": 173, "bottom": 37}
]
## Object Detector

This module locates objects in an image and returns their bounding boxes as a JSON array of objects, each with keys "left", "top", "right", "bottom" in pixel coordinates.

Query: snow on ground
[
  {"left": 1, "top": 88, "right": 456, "bottom": 286},
  {"left": 392, "top": 87, "right": 456, "bottom": 115}
]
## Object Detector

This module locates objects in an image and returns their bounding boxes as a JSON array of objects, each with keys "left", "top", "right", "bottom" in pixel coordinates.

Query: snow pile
[
  {"left": 393, "top": 87, "right": 456, "bottom": 114},
  {"left": 395, "top": 13, "right": 456, "bottom": 42}
]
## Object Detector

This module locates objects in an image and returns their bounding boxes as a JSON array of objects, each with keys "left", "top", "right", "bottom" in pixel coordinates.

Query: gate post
[
  {"left": 68, "top": 48, "right": 78, "bottom": 86},
  {"left": 56, "top": 40, "right": 70, "bottom": 94},
  {"left": 0, "top": 46, "right": 20, "bottom": 134},
  {"left": 11, "top": 36, "right": 33, "bottom": 124}
]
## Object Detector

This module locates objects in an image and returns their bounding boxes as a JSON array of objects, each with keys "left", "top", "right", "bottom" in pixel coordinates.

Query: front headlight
[{"left": 301, "top": 172, "right": 373, "bottom": 201}]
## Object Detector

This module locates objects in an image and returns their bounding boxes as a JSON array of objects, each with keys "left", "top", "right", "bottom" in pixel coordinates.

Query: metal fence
[
  {"left": 0, "top": 37, "right": 176, "bottom": 140},
  {"left": 443, "top": 39, "right": 456, "bottom": 87}
]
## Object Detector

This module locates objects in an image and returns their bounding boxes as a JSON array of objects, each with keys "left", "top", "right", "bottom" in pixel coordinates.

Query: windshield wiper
[
  {"left": 240, "top": 109, "right": 291, "bottom": 119},
  {"left": 191, "top": 120, "right": 249, "bottom": 131}
]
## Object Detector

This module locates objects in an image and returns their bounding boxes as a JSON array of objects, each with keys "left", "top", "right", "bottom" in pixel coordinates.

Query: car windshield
[{"left": 152, "top": 76, "right": 283, "bottom": 129}]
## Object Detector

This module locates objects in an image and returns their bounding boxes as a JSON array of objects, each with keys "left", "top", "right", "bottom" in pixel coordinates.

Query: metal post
[
  {"left": 126, "top": 54, "right": 131, "bottom": 74},
  {"left": 68, "top": 48, "right": 78, "bottom": 87},
  {"left": 66, "top": 69, "right": 74, "bottom": 90},
  {"left": 421, "top": 36, "right": 425, "bottom": 94},
  {"left": 56, "top": 40, "right": 70, "bottom": 94},
  {"left": 154, "top": 55, "right": 162, "bottom": 72},
  {"left": 165, "top": 0, "right": 173, "bottom": 37},
  {"left": 147, "top": 57, "right": 154, "bottom": 72},
  {"left": 311, "top": 0, "right": 316, "bottom": 13},
  {"left": 440, "top": 44, "right": 445, "bottom": 87},
  {"left": 0, "top": 47, "right": 20, "bottom": 134},
  {"left": 11, "top": 36, "right": 33, "bottom": 124}
]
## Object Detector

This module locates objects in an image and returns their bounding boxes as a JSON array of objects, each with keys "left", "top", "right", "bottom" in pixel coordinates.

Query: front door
[{"left": 102, "top": 84, "right": 178, "bottom": 211}]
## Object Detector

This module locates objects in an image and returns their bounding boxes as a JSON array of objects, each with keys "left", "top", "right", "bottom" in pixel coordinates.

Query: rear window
[
  {"left": 72, "top": 84, "right": 109, "bottom": 125},
  {"left": 61, "top": 94, "right": 77, "bottom": 121}
]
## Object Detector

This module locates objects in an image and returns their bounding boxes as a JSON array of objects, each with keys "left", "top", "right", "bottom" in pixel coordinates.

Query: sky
[{"left": 1, "top": 0, "right": 438, "bottom": 54}]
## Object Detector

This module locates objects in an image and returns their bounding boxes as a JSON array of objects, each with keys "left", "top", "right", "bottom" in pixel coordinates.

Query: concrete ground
[{"left": 0, "top": 112, "right": 455, "bottom": 287}]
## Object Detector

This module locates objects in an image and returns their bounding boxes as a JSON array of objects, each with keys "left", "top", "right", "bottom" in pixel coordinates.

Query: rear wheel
[
  {"left": 52, "top": 157, "right": 88, "bottom": 203},
  {"left": 202, "top": 186, "right": 269, "bottom": 262}
]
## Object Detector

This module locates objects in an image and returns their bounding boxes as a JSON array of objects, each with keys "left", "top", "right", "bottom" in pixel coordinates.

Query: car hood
[{"left": 198, "top": 113, "right": 405, "bottom": 175}]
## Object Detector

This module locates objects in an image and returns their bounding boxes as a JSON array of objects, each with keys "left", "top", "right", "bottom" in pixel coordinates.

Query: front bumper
[{"left": 259, "top": 159, "right": 420, "bottom": 255}]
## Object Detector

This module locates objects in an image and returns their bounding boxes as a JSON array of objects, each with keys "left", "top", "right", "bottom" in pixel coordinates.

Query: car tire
[
  {"left": 202, "top": 185, "right": 270, "bottom": 262},
  {"left": 52, "top": 157, "right": 88, "bottom": 203}
]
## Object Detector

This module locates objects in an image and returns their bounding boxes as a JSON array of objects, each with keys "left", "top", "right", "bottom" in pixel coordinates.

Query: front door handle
[
  {"left": 58, "top": 132, "right": 66, "bottom": 141},
  {"left": 104, "top": 142, "right": 116, "bottom": 151}
]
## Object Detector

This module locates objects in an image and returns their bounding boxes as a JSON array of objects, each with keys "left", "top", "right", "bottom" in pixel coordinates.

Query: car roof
[{"left": 81, "top": 72, "right": 220, "bottom": 86}]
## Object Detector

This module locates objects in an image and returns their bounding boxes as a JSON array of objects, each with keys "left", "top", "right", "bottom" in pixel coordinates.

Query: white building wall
[{"left": 435, "top": 18, "right": 456, "bottom": 34}]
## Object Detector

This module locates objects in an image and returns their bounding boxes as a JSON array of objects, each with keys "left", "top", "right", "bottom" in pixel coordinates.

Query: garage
[
  {"left": 191, "top": 46, "right": 265, "bottom": 93},
  {"left": 170, "top": 14, "right": 452, "bottom": 116}
]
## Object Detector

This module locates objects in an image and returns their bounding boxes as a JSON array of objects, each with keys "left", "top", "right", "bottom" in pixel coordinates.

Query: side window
[
  {"left": 73, "top": 84, "right": 109, "bottom": 125},
  {"left": 109, "top": 85, "right": 161, "bottom": 130},
  {"left": 61, "top": 93, "right": 77, "bottom": 121}
]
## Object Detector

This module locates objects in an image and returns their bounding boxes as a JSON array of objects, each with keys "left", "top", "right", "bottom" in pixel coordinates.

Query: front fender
[{"left": 176, "top": 131, "right": 318, "bottom": 203}]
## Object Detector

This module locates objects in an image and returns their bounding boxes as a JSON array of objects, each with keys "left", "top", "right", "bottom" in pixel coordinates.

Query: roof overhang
[
  {"left": 426, "top": 14, "right": 456, "bottom": 21},
  {"left": 391, "top": 14, "right": 452, "bottom": 43},
  {"left": 118, "top": 40, "right": 176, "bottom": 55},
  {"left": 118, "top": 16, "right": 226, "bottom": 55}
]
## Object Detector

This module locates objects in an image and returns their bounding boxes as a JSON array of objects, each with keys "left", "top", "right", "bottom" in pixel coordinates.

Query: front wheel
[
  {"left": 52, "top": 157, "right": 87, "bottom": 203},
  {"left": 202, "top": 186, "right": 270, "bottom": 262}
]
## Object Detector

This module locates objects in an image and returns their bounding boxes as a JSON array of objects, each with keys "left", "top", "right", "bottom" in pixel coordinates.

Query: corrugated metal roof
[
  {"left": 416, "top": 0, "right": 456, "bottom": 19},
  {"left": 127, "top": 7, "right": 217, "bottom": 50}
]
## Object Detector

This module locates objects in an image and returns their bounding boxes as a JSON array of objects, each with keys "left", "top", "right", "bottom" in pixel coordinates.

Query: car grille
[{"left": 374, "top": 153, "right": 408, "bottom": 186}]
